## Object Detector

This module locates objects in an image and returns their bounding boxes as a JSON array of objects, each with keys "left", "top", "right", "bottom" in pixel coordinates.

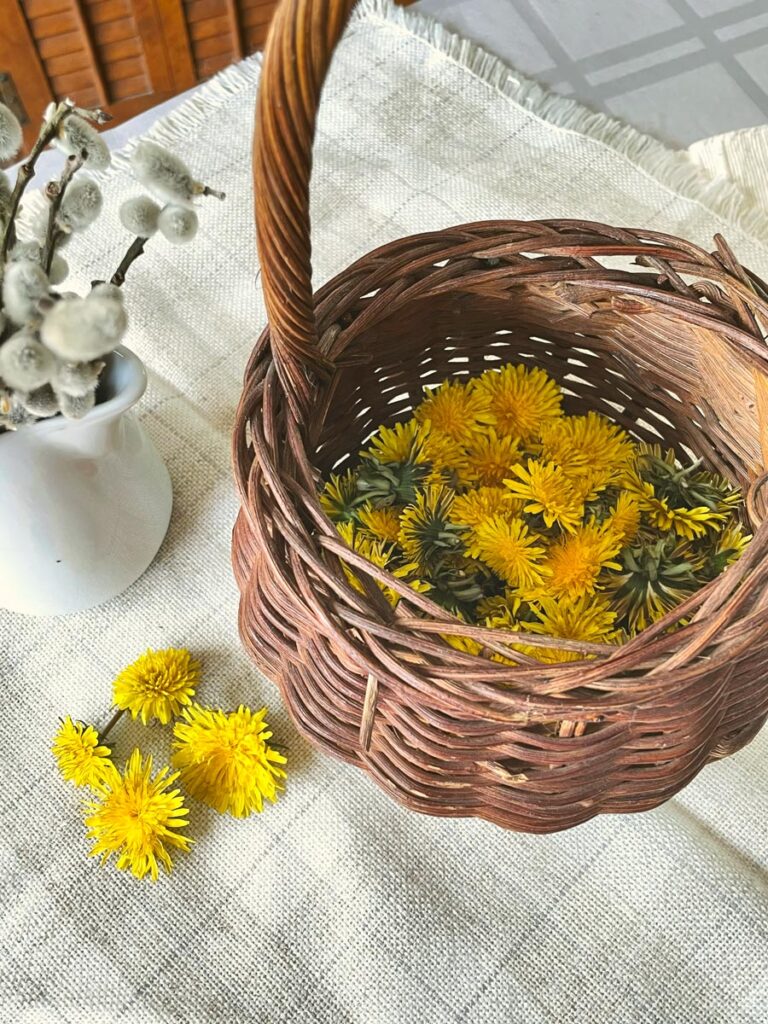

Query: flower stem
[{"left": 100, "top": 707, "right": 125, "bottom": 741}]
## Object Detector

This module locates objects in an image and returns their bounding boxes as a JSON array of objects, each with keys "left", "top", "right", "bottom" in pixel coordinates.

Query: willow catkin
[
  {"left": 119, "top": 195, "right": 161, "bottom": 237},
  {"left": 41, "top": 291, "right": 127, "bottom": 361},
  {"left": 2, "top": 261, "right": 49, "bottom": 325},
  {"left": 0, "top": 103, "right": 22, "bottom": 161},
  {"left": 55, "top": 114, "right": 110, "bottom": 172},
  {"left": 0, "top": 332, "right": 55, "bottom": 391},
  {"left": 130, "top": 141, "right": 198, "bottom": 207},
  {"left": 158, "top": 204, "right": 199, "bottom": 244},
  {"left": 58, "top": 177, "right": 103, "bottom": 232}
]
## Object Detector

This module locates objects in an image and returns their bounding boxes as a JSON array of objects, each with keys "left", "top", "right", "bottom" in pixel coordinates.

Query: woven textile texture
[{"left": 2, "top": 3, "right": 768, "bottom": 1021}]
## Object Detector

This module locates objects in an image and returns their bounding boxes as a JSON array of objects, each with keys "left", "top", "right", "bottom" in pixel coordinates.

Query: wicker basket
[{"left": 232, "top": 0, "right": 768, "bottom": 833}]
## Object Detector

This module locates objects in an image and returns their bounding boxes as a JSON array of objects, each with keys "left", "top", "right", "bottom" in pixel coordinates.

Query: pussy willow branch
[
  {"left": 41, "top": 151, "right": 84, "bottom": 274},
  {"left": 0, "top": 100, "right": 111, "bottom": 268},
  {"left": 110, "top": 235, "right": 148, "bottom": 287}
]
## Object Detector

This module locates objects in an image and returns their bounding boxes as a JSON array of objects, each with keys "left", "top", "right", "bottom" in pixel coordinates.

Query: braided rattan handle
[{"left": 254, "top": 0, "right": 358, "bottom": 418}]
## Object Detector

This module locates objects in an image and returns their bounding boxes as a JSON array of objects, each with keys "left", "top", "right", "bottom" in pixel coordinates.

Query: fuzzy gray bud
[
  {"left": 58, "top": 176, "right": 103, "bottom": 232},
  {"left": 2, "top": 260, "right": 49, "bottom": 324},
  {"left": 0, "top": 170, "right": 11, "bottom": 230},
  {"left": 20, "top": 383, "right": 60, "bottom": 418},
  {"left": 56, "top": 114, "right": 110, "bottom": 171},
  {"left": 41, "top": 290, "right": 127, "bottom": 361},
  {"left": 49, "top": 254, "right": 69, "bottom": 286},
  {"left": 0, "top": 331, "right": 55, "bottom": 390},
  {"left": 0, "top": 103, "right": 22, "bottom": 161},
  {"left": 130, "top": 141, "right": 198, "bottom": 207},
  {"left": 53, "top": 359, "right": 104, "bottom": 397},
  {"left": 158, "top": 204, "right": 198, "bottom": 244},
  {"left": 59, "top": 388, "right": 95, "bottom": 420},
  {"left": 119, "top": 195, "right": 161, "bottom": 237},
  {"left": 9, "top": 241, "right": 43, "bottom": 265}
]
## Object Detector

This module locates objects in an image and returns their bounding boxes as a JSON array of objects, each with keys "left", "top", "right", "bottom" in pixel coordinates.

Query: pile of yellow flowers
[
  {"left": 52, "top": 648, "right": 286, "bottom": 881},
  {"left": 320, "top": 363, "right": 750, "bottom": 662}
]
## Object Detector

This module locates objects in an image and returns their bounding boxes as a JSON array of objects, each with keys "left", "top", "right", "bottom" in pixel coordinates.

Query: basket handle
[{"left": 254, "top": 0, "right": 358, "bottom": 419}]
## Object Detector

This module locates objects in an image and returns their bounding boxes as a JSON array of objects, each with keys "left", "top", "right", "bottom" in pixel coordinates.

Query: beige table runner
[{"left": 3, "top": 3, "right": 768, "bottom": 1021}]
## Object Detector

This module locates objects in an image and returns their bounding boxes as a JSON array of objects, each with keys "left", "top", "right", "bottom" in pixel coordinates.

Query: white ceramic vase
[{"left": 0, "top": 345, "right": 172, "bottom": 616}]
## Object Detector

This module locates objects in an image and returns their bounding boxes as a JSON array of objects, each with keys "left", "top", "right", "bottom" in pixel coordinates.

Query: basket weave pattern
[{"left": 232, "top": 0, "right": 768, "bottom": 832}]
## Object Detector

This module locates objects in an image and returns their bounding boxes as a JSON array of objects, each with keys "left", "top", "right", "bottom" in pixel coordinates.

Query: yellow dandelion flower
[
  {"left": 505, "top": 459, "right": 584, "bottom": 532},
  {"left": 604, "top": 492, "right": 642, "bottom": 545},
  {"left": 443, "top": 622, "right": 484, "bottom": 656},
  {"left": 646, "top": 494, "right": 726, "bottom": 540},
  {"left": 462, "top": 429, "right": 522, "bottom": 488},
  {"left": 319, "top": 469, "right": 362, "bottom": 522},
  {"left": 451, "top": 486, "right": 520, "bottom": 529},
  {"left": 540, "top": 411, "right": 635, "bottom": 490},
  {"left": 337, "top": 522, "right": 425, "bottom": 607},
  {"left": 524, "top": 593, "right": 621, "bottom": 663},
  {"left": 357, "top": 503, "right": 402, "bottom": 544},
  {"left": 172, "top": 704, "right": 287, "bottom": 818},
  {"left": 476, "top": 590, "right": 527, "bottom": 620},
  {"left": 52, "top": 716, "right": 115, "bottom": 789},
  {"left": 398, "top": 485, "right": 462, "bottom": 572},
  {"left": 414, "top": 379, "right": 492, "bottom": 444},
  {"left": 542, "top": 522, "right": 622, "bottom": 600},
  {"left": 84, "top": 749, "right": 190, "bottom": 881},
  {"left": 363, "top": 419, "right": 428, "bottom": 464},
  {"left": 421, "top": 431, "right": 472, "bottom": 487},
  {"left": 466, "top": 515, "right": 550, "bottom": 589},
  {"left": 471, "top": 363, "right": 563, "bottom": 441},
  {"left": 113, "top": 648, "right": 200, "bottom": 725}
]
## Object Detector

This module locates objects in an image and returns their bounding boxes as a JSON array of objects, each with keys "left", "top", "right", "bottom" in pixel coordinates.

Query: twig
[
  {"left": 41, "top": 151, "right": 84, "bottom": 274},
  {"left": 110, "top": 236, "right": 148, "bottom": 287},
  {"left": 0, "top": 100, "right": 109, "bottom": 267},
  {"left": 200, "top": 184, "right": 226, "bottom": 201}
]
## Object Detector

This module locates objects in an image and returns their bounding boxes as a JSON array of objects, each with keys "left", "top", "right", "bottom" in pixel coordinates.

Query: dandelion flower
[
  {"left": 605, "top": 537, "right": 701, "bottom": 633},
  {"left": 337, "top": 521, "right": 423, "bottom": 607},
  {"left": 319, "top": 469, "right": 362, "bottom": 522},
  {"left": 113, "top": 647, "right": 200, "bottom": 725},
  {"left": 699, "top": 522, "right": 751, "bottom": 580},
  {"left": 451, "top": 487, "right": 520, "bottom": 529},
  {"left": 84, "top": 750, "right": 190, "bottom": 880},
  {"left": 602, "top": 491, "right": 642, "bottom": 546},
  {"left": 357, "top": 503, "right": 401, "bottom": 544},
  {"left": 539, "top": 411, "right": 635, "bottom": 490},
  {"left": 52, "top": 716, "right": 115, "bottom": 788},
  {"left": 523, "top": 593, "right": 620, "bottom": 663},
  {"left": 471, "top": 363, "right": 563, "bottom": 441},
  {"left": 172, "top": 704, "right": 286, "bottom": 817},
  {"left": 363, "top": 419, "right": 428, "bottom": 464},
  {"left": 414, "top": 380, "right": 492, "bottom": 444},
  {"left": 466, "top": 515, "right": 550, "bottom": 590},
  {"left": 543, "top": 522, "right": 622, "bottom": 600},
  {"left": 463, "top": 429, "right": 522, "bottom": 488},
  {"left": 398, "top": 485, "right": 462, "bottom": 572},
  {"left": 505, "top": 459, "right": 584, "bottom": 532},
  {"left": 645, "top": 491, "right": 725, "bottom": 540}
]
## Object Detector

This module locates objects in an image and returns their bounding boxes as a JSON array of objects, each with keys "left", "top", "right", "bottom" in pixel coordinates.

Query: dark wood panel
[
  {"left": 28, "top": 10, "right": 79, "bottom": 37},
  {"left": 197, "top": 52, "right": 231, "bottom": 78},
  {"left": 37, "top": 29, "right": 83, "bottom": 59},
  {"left": 45, "top": 49, "right": 92, "bottom": 78},
  {"left": 193, "top": 33, "right": 232, "bottom": 60},
  {"left": 110, "top": 73, "right": 151, "bottom": 100},
  {"left": 190, "top": 13, "right": 230, "bottom": 41},
  {"left": 22, "top": 0, "right": 70, "bottom": 19},
  {"left": 185, "top": 0, "right": 226, "bottom": 24}
]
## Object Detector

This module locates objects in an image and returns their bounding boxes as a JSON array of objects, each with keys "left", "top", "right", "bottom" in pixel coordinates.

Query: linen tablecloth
[{"left": 3, "top": 3, "right": 768, "bottom": 1021}]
